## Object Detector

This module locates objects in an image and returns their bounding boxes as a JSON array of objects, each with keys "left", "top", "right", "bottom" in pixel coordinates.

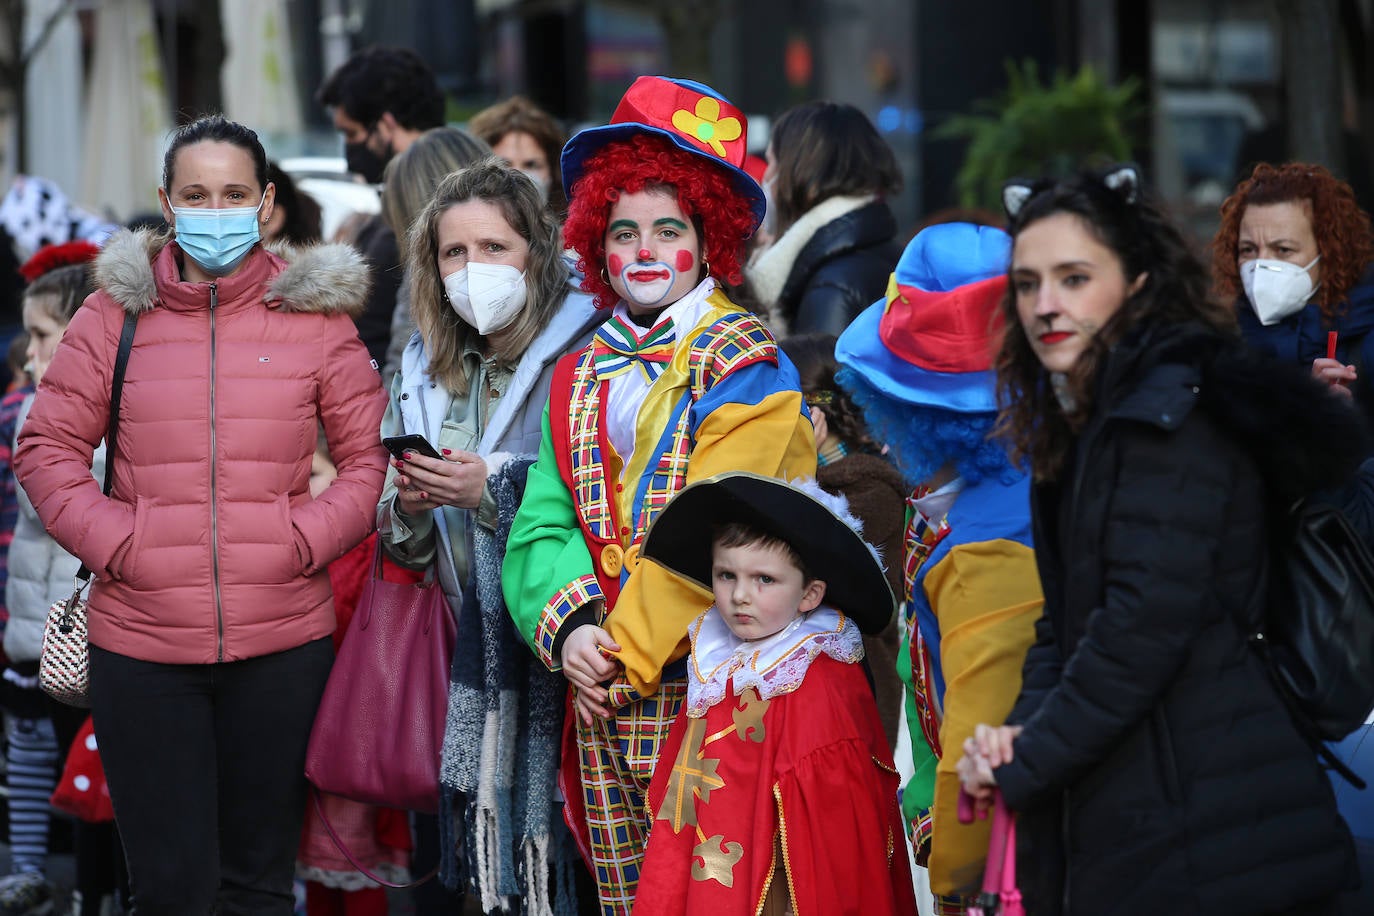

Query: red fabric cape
[{"left": 634, "top": 655, "right": 915, "bottom": 915}]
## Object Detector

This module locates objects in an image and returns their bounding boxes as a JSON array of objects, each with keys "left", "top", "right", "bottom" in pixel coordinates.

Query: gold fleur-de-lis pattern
[
  {"left": 691, "top": 834, "right": 745, "bottom": 887},
  {"left": 653, "top": 687, "right": 775, "bottom": 888}
]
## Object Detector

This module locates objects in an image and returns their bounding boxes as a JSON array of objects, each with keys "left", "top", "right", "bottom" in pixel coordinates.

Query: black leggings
[{"left": 89, "top": 638, "right": 333, "bottom": 915}]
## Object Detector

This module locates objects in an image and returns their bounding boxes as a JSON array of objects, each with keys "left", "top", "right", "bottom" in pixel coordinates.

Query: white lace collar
[{"left": 685, "top": 605, "right": 865, "bottom": 717}]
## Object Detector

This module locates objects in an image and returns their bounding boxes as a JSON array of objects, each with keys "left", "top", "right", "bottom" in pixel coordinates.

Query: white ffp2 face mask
[
  {"left": 442, "top": 262, "right": 528, "bottom": 335},
  {"left": 1242, "top": 256, "right": 1320, "bottom": 326}
]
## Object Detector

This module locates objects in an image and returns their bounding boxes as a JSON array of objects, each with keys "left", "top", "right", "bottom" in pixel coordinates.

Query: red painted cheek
[
  {"left": 675, "top": 249, "right": 695, "bottom": 272},
  {"left": 608, "top": 254, "right": 624, "bottom": 275}
]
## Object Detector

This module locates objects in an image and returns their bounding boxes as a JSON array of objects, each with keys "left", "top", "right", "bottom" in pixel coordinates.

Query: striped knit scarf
[{"left": 439, "top": 458, "right": 578, "bottom": 914}]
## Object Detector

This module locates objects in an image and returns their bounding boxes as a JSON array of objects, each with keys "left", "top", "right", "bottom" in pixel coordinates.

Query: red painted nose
[{"left": 638, "top": 248, "right": 652, "bottom": 261}]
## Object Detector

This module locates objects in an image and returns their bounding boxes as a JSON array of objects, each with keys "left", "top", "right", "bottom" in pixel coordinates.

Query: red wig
[
  {"left": 1212, "top": 162, "right": 1374, "bottom": 318},
  {"left": 562, "top": 133, "right": 758, "bottom": 309}
]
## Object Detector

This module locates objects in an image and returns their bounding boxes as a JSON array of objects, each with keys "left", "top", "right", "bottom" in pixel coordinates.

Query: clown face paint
[{"left": 603, "top": 188, "right": 702, "bottom": 316}]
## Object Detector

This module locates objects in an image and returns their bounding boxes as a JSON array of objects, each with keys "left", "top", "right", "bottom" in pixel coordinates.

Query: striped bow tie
[{"left": 594, "top": 315, "right": 676, "bottom": 383}]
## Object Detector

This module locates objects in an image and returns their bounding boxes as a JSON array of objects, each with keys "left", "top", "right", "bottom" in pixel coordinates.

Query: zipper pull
[{"left": 209, "top": 281, "right": 218, "bottom": 310}]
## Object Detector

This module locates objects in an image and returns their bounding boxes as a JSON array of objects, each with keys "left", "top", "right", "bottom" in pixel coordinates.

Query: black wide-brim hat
[{"left": 641, "top": 472, "right": 895, "bottom": 634}]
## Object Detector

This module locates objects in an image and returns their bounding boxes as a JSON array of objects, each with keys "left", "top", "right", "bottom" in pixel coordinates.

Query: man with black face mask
[{"left": 317, "top": 46, "right": 445, "bottom": 369}]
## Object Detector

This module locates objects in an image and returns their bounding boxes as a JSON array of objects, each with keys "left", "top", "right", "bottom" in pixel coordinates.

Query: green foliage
[{"left": 938, "top": 60, "right": 1143, "bottom": 210}]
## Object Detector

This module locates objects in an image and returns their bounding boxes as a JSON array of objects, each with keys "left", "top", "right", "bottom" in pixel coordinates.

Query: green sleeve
[
  {"left": 900, "top": 623, "right": 938, "bottom": 820},
  {"left": 502, "top": 404, "right": 603, "bottom": 670}
]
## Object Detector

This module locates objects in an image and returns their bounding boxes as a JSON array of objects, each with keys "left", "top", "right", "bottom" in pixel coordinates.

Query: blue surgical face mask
[{"left": 171, "top": 198, "right": 265, "bottom": 276}]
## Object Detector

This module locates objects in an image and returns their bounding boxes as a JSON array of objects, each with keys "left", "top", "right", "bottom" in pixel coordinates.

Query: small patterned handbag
[{"left": 38, "top": 310, "right": 138, "bottom": 707}]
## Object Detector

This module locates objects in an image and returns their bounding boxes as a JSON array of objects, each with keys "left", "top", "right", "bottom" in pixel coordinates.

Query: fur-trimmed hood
[
  {"left": 94, "top": 227, "right": 372, "bottom": 318},
  {"left": 1103, "top": 320, "right": 1371, "bottom": 506}
]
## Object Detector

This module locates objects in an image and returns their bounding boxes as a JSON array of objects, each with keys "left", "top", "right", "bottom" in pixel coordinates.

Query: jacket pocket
[
  {"left": 264, "top": 493, "right": 306, "bottom": 584},
  {"left": 438, "top": 420, "right": 479, "bottom": 456},
  {"left": 119, "top": 496, "right": 150, "bottom": 587}
]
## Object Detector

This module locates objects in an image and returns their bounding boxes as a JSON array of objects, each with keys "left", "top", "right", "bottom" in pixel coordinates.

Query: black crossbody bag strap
[{"left": 71, "top": 310, "right": 139, "bottom": 589}]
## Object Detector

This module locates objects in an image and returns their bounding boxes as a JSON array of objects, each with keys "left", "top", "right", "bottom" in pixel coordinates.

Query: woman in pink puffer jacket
[{"left": 13, "top": 115, "right": 388, "bottom": 915}]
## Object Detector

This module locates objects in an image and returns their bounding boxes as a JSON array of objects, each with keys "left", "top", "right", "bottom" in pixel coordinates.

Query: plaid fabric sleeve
[
  {"left": 534, "top": 574, "right": 604, "bottom": 671},
  {"left": 503, "top": 406, "right": 603, "bottom": 669}
]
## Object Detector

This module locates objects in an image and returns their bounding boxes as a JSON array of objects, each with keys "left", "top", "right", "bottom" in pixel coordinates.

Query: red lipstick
[{"left": 1039, "top": 331, "right": 1074, "bottom": 345}]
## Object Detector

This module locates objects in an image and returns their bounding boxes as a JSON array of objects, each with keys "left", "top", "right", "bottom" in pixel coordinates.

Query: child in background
[
  {"left": 0, "top": 332, "right": 30, "bottom": 643},
  {"left": 632, "top": 472, "right": 914, "bottom": 915},
  {"left": 779, "top": 332, "right": 907, "bottom": 746},
  {"left": 2, "top": 259, "right": 98, "bottom": 914}
]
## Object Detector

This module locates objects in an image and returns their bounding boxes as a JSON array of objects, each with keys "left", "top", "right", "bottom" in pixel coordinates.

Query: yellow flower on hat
[{"left": 671, "top": 97, "right": 742, "bottom": 159}]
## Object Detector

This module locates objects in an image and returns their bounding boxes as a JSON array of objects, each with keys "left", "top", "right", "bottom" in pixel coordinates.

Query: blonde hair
[
  {"left": 381, "top": 127, "right": 491, "bottom": 258},
  {"left": 407, "top": 158, "right": 570, "bottom": 396}
]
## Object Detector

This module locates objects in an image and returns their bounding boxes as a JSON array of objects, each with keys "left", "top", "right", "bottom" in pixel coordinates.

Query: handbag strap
[
  {"left": 981, "top": 791, "right": 1010, "bottom": 896},
  {"left": 998, "top": 795, "right": 1021, "bottom": 902},
  {"left": 73, "top": 310, "right": 139, "bottom": 588},
  {"left": 312, "top": 789, "right": 436, "bottom": 889},
  {"left": 965, "top": 790, "right": 1021, "bottom": 916}
]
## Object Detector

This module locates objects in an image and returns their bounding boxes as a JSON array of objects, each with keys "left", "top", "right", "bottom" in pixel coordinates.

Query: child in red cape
[{"left": 632, "top": 472, "right": 915, "bottom": 915}]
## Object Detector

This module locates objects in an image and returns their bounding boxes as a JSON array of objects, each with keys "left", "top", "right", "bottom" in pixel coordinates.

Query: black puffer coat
[
  {"left": 775, "top": 200, "right": 901, "bottom": 336},
  {"left": 996, "top": 321, "right": 1362, "bottom": 916}
]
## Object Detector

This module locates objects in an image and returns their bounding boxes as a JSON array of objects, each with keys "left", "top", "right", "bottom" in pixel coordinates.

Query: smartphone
[{"left": 382, "top": 434, "right": 443, "bottom": 461}]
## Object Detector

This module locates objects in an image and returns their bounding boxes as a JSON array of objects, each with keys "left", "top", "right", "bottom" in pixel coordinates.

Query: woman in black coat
[
  {"left": 745, "top": 101, "right": 902, "bottom": 336},
  {"left": 957, "top": 166, "right": 1360, "bottom": 915}
]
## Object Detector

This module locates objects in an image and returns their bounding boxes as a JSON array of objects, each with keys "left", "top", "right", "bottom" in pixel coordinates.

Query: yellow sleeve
[
  {"left": 923, "top": 538, "right": 1042, "bottom": 896},
  {"left": 606, "top": 378, "right": 816, "bottom": 697}
]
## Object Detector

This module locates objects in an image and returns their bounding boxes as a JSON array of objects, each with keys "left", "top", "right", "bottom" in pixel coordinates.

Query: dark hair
[
  {"left": 24, "top": 262, "right": 95, "bottom": 325},
  {"left": 162, "top": 115, "right": 268, "bottom": 193},
  {"left": 468, "top": 96, "right": 568, "bottom": 215},
  {"left": 317, "top": 46, "right": 445, "bottom": 132},
  {"left": 711, "top": 520, "right": 815, "bottom": 583},
  {"left": 7, "top": 332, "right": 28, "bottom": 376},
  {"left": 1212, "top": 161, "right": 1374, "bottom": 318},
  {"left": 768, "top": 101, "right": 902, "bottom": 234},
  {"left": 779, "top": 332, "right": 877, "bottom": 452},
  {"left": 265, "top": 162, "right": 322, "bottom": 245},
  {"left": 562, "top": 134, "right": 758, "bottom": 309},
  {"left": 994, "top": 166, "right": 1236, "bottom": 480}
]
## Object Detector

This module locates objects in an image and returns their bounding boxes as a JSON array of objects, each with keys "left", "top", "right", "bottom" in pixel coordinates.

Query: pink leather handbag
[{"left": 305, "top": 548, "right": 455, "bottom": 814}]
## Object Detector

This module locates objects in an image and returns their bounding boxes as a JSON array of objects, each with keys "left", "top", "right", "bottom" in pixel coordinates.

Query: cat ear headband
[{"left": 1001, "top": 163, "right": 1142, "bottom": 221}]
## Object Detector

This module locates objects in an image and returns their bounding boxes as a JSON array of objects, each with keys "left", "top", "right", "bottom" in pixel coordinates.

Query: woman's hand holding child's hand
[
  {"left": 956, "top": 723, "right": 1023, "bottom": 816},
  {"left": 393, "top": 449, "right": 487, "bottom": 513},
  {"left": 561, "top": 622, "right": 622, "bottom": 725}
]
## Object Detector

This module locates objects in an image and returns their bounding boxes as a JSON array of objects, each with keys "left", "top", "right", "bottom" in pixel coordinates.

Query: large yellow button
[
  {"left": 600, "top": 543, "right": 624, "bottom": 577},
  {"left": 622, "top": 543, "right": 641, "bottom": 574}
]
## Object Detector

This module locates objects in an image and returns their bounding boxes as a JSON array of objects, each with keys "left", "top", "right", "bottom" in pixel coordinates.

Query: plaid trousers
[{"left": 576, "top": 677, "right": 688, "bottom": 916}]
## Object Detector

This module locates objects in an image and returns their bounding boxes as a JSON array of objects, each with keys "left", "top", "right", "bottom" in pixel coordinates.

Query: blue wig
[{"left": 837, "top": 367, "right": 1019, "bottom": 488}]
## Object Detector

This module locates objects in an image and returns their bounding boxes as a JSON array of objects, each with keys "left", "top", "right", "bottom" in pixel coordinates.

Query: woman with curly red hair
[
  {"left": 1214, "top": 162, "right": 1374, "bottom": 422},
  {"left": 502, "top": 76, "right": 816, "bottom": 915}
]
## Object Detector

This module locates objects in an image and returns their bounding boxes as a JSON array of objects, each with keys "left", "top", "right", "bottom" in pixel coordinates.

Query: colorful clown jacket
[
  {"left": 899, "top": 471, "right": 1042, "bottom": 901},
  {"left": 504, "top": 281, "right": 815, "bottom": 691},
  {"left": 634, "top": 607, "right": 916, "bottom": 916}
]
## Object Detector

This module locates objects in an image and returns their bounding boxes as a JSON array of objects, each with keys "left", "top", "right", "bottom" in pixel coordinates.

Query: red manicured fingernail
[{"left": 441, "top": 449, "right": 451, "bottom": 455}]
